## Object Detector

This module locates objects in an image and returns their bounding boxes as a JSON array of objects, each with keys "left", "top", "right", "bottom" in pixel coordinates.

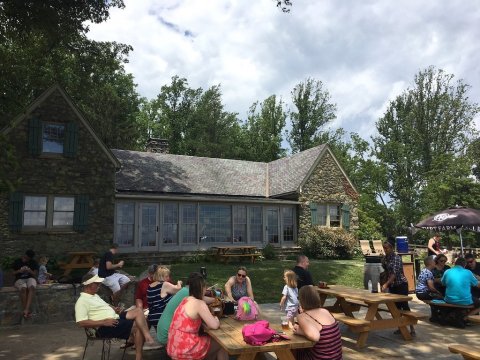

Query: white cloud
[{"left": 88, "top": 0, "right": 480, "bottom": 140}]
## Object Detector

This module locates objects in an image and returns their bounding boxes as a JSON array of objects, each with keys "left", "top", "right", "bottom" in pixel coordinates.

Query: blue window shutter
[
  {"left": 73, "top": 195, "right": 89, "bottom": 232},
  {"left": 342, "top": 204, "right": 350, "bottom": 231},
  {"left": 64, "top": 122, "right": 78, "bottom": 158},
  {"left": 310, "top": 202, "right": 318, "bottom": 225},
  {"left": 9, "top": 192, "right": 23, "bottom": 232},
  {"left": 28, "top": 118, "right": 42, "bottom": 156}
]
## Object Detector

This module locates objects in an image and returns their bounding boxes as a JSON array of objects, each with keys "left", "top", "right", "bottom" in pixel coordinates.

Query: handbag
[{"left": 208, "top": 297, "right": 224, "bottom": 317}]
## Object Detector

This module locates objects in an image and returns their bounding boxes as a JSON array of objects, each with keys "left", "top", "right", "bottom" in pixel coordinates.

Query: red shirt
[{"left": 135, "top": 277, "right": 153, "bottom": 308}]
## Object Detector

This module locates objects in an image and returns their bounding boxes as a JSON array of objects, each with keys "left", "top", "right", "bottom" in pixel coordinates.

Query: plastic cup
[{"left": 281, "top": 316, "right": 289, "bottom": 330}]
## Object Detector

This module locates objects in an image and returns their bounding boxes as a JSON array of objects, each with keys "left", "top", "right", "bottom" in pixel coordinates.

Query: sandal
[
  {"left": 120, "top": 342, "right": 134, "bottom": 349},
  {"left": 23, "top": 312, "right": 32, "bottom": 319}
]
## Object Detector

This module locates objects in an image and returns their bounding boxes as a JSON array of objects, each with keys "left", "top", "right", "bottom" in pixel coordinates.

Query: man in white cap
[{"left": 75, "top": 273, "right": 154, "bottom": 360}]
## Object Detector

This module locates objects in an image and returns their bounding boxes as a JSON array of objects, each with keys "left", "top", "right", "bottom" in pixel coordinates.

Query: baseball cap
[{"left": 82, "top": 274, "right": 105, "bottom": 285}]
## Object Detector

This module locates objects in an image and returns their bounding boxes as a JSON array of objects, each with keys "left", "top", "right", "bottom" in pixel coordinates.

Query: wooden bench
[
  {"left": 400, "top": 310, "right": 429, "bottom": 320},
  {"left": 449, "top": 344, "right": 480, "bottom": 360},
  {"left": 218, "top": 253, "right": 261, "bottom": 263},
  {"left": 423, "top": 300, "right": 474, "bottom": 328},
  {"left": 332, "top": 313, "right": 371, "bottom": 331}
]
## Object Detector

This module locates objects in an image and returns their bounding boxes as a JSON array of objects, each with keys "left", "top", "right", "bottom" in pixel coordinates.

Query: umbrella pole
[{"left": 459, "top": 230, "right": 464, "bottom": 257}]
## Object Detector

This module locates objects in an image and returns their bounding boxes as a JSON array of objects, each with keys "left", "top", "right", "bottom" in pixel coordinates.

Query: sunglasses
[{"left": 237, "top": 273, "right": 246, "bottom": 278}]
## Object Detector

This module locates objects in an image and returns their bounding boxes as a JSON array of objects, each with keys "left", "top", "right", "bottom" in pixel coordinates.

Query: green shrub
[
  {"left": 262, "top": 243, "right": 277, "bottom": 260},
  {"left": 298, "top": 227, "right": 357, "bottom": 259}
]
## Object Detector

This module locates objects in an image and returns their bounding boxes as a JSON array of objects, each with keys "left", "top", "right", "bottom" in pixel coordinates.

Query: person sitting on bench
[
  {"left": 416, "top": 256, "right": 443, "bottom": 301},
  {"left": 442, "top": 257, "right": 480, "bottom": 316}
]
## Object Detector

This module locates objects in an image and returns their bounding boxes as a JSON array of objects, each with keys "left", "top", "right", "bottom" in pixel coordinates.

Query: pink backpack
[
  {"left": 242, "top": 320, "right": 289, "bottom": 346},
  {"left": 235, "top": 297, "right": 259, "bottom": 321},
  {"left": 242, "top": 320, "right": 277, "bottom": 345}
]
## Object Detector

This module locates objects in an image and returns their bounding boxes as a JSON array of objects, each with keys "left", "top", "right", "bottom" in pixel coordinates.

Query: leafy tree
[
  {"left": 373, "top": 66, "right": 479, "bottom": 228},
  {"left": 243, "top": 95, "right": 287, "bottom": 162},
  {"left": 287, "top": 78, "right": 336, "bottom": 153}
]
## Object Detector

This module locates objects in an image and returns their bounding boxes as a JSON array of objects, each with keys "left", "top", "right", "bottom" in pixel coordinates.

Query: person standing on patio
[
  {"left": 381, "top": 240, "right": 415, "bottom": 336},
  {"left": 293, "top": 255, "right": 314, "bottom": 289},
  {"left": 427, "top": 233, "right": 443, "bottom": 257},
  {"left": 98, "top": 243, "right": 130, "bottom": 305},
  {"left": 12, "top": 249, "right": 39, "bottom": 319}
]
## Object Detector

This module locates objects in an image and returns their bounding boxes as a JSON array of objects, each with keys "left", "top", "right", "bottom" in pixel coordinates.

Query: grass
[{"left": 124, "top": 259, "right": 364, "bottom": 304}]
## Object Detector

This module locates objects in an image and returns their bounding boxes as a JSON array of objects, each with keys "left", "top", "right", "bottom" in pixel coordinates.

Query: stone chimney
[{"left": 145, "top": 138, "right": 169, "bottom": 154}]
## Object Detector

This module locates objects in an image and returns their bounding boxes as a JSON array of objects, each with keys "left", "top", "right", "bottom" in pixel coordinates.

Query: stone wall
[
  {"left": 0, "top": 281, "right": 136, "bottom": 327},
  {"left": 298, "top": 151, "right": 359, "bottom": 236},
  {"left": 0, "top": 88, "right": 116, "bottom": 259}
]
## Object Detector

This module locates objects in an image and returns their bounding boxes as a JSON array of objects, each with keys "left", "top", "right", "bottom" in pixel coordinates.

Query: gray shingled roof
[
  {"left": 112, "top": 145, "right": 326, "bottom": 198},
  {"left": 268, "top": 145, "right": 325, "bottom": 196},
  {"left": 112, "top": 150, "right": 268, "bottom": 197}
]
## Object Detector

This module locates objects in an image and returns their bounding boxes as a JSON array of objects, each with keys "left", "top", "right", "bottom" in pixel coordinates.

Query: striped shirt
[
  {"left": 147, "top": 282, "right": 173, "bottom": 328},
  {"left": 295, "top": 321, "right": 343, "bottom": 360}
]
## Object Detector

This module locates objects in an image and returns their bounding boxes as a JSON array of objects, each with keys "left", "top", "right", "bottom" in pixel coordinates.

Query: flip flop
[{"left": 120, "top": 341, "right": 134, "bottom": 349}]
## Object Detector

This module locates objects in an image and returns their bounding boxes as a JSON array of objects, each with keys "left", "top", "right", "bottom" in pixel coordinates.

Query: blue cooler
[{"left": 396, "top": 236, "right": 409, "bottom": 253}]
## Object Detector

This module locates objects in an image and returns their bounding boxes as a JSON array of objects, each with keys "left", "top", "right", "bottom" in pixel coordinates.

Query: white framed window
[
  {"left": 163, "top": 203, "right": 178, "bottom": 244},
  {"left": 249, "top": 206, "right": 263, "bottom": 243},
  {"left": 233, "top": 205, "right": 246, "bottom": 242},
  {"left": 282, "top": 207, "right": 294, "bottom": 242},
  {"left": 312, "top": 203, "right": 341, "bottom": 227},
  {"left": 182, "top": 203, "right": 197, "bottom": 244},
  {"left": 23, "top": 195, "right": 74, "bottom": 228},
  {"left": 199, "top": 204, "right": 231, "bottom": 243},
  {"left": 116, "top": 202, "right": 135, "bottom": 246}
]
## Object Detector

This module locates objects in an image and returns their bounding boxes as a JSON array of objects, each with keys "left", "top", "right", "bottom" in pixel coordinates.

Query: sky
[{"left": 87, "top": 0, "right": 480, "bottom": 142}]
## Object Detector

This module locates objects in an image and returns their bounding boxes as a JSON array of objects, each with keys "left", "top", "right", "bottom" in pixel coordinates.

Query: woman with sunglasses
[
  {"left": 432, "top": 253, "right": 450, "bottom": 295},
  {"left": 224, "top": 266, "right": 254, "bottom": 302}
]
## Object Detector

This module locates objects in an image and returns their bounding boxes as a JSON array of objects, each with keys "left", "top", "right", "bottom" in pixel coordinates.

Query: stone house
[{"left": 0, "top": 85, "right": 359, "bottom": 258}]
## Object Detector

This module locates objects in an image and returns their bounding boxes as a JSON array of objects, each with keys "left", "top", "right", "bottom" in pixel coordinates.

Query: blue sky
[{"left": 88, "top": 0, "right": 480, "bottom": 142}]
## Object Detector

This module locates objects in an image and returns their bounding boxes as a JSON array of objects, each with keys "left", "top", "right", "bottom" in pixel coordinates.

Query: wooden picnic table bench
[
  {"left": 318, "top": 285, "right": 418, "bottom": 348},
  {"left": 59, "top": 251, "right": 96, "bottom": 276},
  {"left": 449, "top": 344, "right": 480, "bottom": 360},
  {"left": 467, "top": 315, "right": 480, "bottom": 324},
  {"left": 207, "top": 304, "right": 315, "bottom": 360},
  {"left": 210, "top": 246, "right": 261, "bottom": 263},
  {"left": 423, "top": 300, "right": 476, "bottom": 328}
]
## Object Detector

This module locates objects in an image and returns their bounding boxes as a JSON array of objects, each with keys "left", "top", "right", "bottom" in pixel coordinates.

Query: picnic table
[
  {"left": 210, "top": 246, "right": 260, "bottom": 263},
  {"left": 206, "top": 304, "right": 315, "bottom": 360},
  {"left": 59, "top": 251, "right": 96, "bottom": 276},
  {"left": 317, "top": 284, "right": 420, "bottom": 348}
]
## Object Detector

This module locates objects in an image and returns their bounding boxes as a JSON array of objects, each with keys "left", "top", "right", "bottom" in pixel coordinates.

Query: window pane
[
  {"left": 282, "top": 207, "right": 294, "bottom": 242},
  {"left": 233, "top": 205, "right": 246, "bottom": 242},
  {"left": 182, "top": 204, "right": 197, "bottom": 244},
  {"left": 116, "top": 203, "right": 135, "bottom": 246},
  {"left": 330, "top": 204, "right": 341, "bottom": 227},
  {"left": 23, "top": 196, "right": 47, "bottom": 226},
  {"left": 249, "top": 206, "right": 263, "bottom": 243},
  {"left": 199, "top": 205, "right": 231, "bottom": 243},
  {"left": 43, "top": 123, "right": 65, "bottom": 153},
  {"left": 318, "top": 205, "right": 327, "bottom": 226},
  {"left": 141, "top": 205, "right": 157, "bottom": 247},
  {"left": 53, "top": 196, "right": 75, "bottom": 226},
  {"left": 163, "top": 203, "right": 178, "bottom": 244}
]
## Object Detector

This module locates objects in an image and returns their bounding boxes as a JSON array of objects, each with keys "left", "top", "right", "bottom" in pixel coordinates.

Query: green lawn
[{"left": 124, "top": 259, "right": 364, "bottom": 304}]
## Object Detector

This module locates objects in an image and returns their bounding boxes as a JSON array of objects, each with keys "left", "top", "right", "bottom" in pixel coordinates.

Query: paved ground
[{"left": 0, "top": 297, "right": 477, "bottom": 360}]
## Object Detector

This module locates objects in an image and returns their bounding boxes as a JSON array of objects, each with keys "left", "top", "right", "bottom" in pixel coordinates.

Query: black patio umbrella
[{"left": 415, "top": 206, "right": 480, "bottom": 256}]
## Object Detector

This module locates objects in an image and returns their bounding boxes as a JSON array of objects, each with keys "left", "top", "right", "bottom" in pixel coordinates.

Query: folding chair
[
  {"left": 82, "top": 328, "right": 127, "bottom": 360},
  {"left": 359, "top": 240, "right": 373, "bottom": 256},
  {"left": 371, "top": 240, "right": 385, "bottom": 255}
]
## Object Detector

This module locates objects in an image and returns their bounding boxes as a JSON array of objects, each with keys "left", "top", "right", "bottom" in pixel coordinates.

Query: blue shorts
[{"left": 96, "top": 312, "right": 133, "bottom": 340}]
